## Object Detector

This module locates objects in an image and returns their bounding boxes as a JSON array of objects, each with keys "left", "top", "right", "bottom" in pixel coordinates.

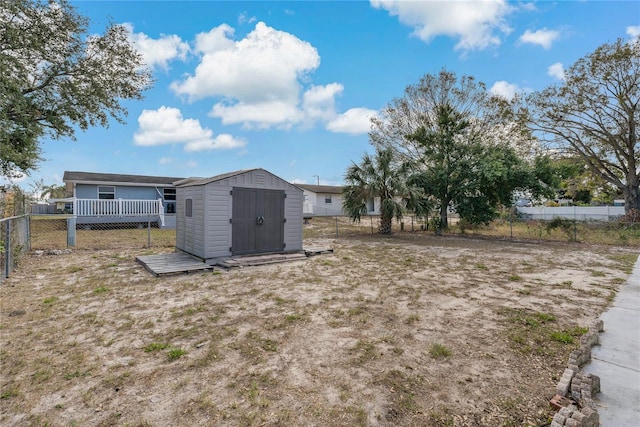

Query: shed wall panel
[{"left": 204, "top": 187, "right": 232, "bottom": 259}]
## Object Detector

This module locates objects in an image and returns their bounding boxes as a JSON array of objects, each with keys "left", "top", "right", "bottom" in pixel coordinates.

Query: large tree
[
  {"left": 371, "top": 70, "right": 548, "bottom": 230},
  {"left": 343, "top": 147, "right": 428, "bottom": 234},
  {"left": 526, "top": 38, "right": 639, "bottom": 213},
  {"left": 0, "top": 0, "right": 152, "bottom": 177}
]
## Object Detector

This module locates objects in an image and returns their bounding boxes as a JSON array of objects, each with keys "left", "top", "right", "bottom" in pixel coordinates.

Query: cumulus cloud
[
  {"left": 327, "top": 108, "right": 378, "bottom": 135},
  {"left": 489, "top": 81, "right": 520, "bottom": 100},
  {"left": 172, "top": 22, "right": 319, "bottom": 105},
  {"left": 303, "top": 83, "right": 344, "bottom": 123},
  {"left": 627, "top": 26, "right": 640, "bottom": 40},
  {"left": 519, "top": 28, "right": 560, "bottom": 49},
  {"left": 547, "top": 62, "right": 565, "bottom": 81},
  {"left": 134, "top": 106, "right": 246, "bottom": 151},
  {"left": 370, "top": 0, "right": 513, "bottom": 51},
  {"left": 123, "top": 23, "right": 190, "bottom": 70},
  {"left": 170, "top": 21, "right": 372, "bottom": 133}
]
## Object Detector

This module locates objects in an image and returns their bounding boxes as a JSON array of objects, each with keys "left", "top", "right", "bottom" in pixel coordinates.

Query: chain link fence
[
  {"left": 1, "top": 215, "right": 30, "bottom": 280},
  {"left": 29, "top": 215, "right": 176, "bottom": 251},
  {"left": 303, "top": 214, "right": 640, "bottom": 246},
  {"left": 2, "top": 212, "right": 638, "bottom": 280}
]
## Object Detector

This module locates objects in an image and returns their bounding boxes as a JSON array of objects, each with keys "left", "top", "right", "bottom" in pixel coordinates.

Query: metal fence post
[
  {"left": 67, "top": 217, "right": 76, "bottom": 247},
  {"left": 4, "top": 220, "right": 10, "bottom": 279}
]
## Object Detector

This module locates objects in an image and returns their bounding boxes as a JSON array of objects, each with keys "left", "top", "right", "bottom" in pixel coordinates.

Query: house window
[
  {"left": 325, "top": 194, "right": 332, "bottom": 204},
  {"left": 185, "top": 198, "right": 193, "bottom": 217},
  {"left": 163, "top": 188, "right": 176, "bottom": 201},
  {"left": 98, "top": 186, "right": 115, "bottom": 200}
]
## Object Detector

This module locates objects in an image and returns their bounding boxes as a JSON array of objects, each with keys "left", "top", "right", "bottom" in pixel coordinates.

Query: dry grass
[{"left": 1, "top": 221, "right": 637, "bottom": 426}]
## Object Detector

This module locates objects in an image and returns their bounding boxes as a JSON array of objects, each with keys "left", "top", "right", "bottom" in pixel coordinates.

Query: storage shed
[{"left": 174, "top": 169, "right": 303, "bottom": 261}]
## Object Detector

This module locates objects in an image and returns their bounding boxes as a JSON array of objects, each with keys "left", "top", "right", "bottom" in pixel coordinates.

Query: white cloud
[
  {"left": 370, "top": 0, "right": 513, "bottom": 51},
  {"left": 547, "top": 62, "right": 565, "bottom": 81},
  {"left": 302, "top": 83, "right": 344, "bottom": 123},
  {"left": 211, "top": 100, "right": 304, "bottom": 129},
  {"left": 489, "top": 81, "right": 520, "bottom": 100},
  {"left": 158, "top": 157, "right": 174, "bottom": 164},
  {"left": 519, "top": 28, "right": 560, "bottom": 49},
  {"left": 171, "top": 22, "right": 372, "bottom": 132},
  {"left": 185, "top": 134, "right": 247, "bottom": 152},
  {"left": 171, "top": 22, "right": 320, "bottom": 118},
  {"left": 134, "top": 106, "right": 246, "bottom": 151},
  {"left": 627, "top": 26, "right": 640, "bottom": 40},
  {"left": 327, "top": 108, "right": 378, "bottom": 135},
  {"left": 238, "top": 12, "right": 257, "bottom": 25},
  {"left": 123, "top": 23, "right": 190, "bottom": 70}
]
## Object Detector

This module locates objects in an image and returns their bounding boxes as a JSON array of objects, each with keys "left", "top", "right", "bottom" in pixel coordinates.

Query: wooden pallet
[
  {"left": 215, "top": 251, "right": 309, "bottom": 269},
  {"left": 136, "top": 252, "right": 214, "bottom": 276}
]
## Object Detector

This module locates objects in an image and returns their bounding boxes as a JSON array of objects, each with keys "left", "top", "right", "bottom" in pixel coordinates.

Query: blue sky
[{"left": 9, "top": 0, "right": 640, "bottom": 190}]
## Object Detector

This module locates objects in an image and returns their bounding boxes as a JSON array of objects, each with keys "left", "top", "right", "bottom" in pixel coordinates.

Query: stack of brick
[
  {"left": 549, "top": 320, "right": 604, "bottom": 426},
  {"left": 550, "top": 405, "right": 599, "bottom": 427}
]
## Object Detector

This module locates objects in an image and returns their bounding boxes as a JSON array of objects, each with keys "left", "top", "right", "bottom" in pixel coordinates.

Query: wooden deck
[
  {"left": 215, "top": 251, "right": 309, "bottom": 269},
  {"left": 135, "top": 252, "right": 214, "bottom": 276}
]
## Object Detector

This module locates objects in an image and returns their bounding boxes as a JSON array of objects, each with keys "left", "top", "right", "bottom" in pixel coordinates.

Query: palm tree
[
  {"left": 343, "top": 148, "right": 428, "bottom": 234},
  {"left": 40, "top": 184, "right": 67, "bottom": 200}
]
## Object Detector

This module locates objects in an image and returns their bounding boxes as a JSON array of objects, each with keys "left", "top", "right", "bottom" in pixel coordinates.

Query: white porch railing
[{"left": 72, "top": 198, "right": 165, "bottom": 226}]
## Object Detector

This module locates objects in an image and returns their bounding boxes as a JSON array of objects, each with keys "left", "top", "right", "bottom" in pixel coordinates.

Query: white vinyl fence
[{"left": 517, "top": 206, "right": 625, "bottom": 221}]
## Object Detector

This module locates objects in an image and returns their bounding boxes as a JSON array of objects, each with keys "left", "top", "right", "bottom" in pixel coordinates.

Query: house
[
  {"left": 174, "top": 168, "right": 303, "bottom": 261},
  {"left": 297, "top": 184, "right": 379, "bottom": 217},
  {"left": 61, "top": 171, "right": 183, "bottom": 228},
  {"left": 298, "top": 184, "right": 346, "bottom": 216}
]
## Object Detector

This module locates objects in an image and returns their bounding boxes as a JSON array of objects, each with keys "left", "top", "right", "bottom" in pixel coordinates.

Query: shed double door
[{"left": 231, "top": 187, "right": 285, "bottom": 255}]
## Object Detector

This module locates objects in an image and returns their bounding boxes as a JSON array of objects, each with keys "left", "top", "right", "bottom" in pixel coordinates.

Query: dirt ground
[{"left": 1, "top": 230, "right": 637, "bottom": 427}]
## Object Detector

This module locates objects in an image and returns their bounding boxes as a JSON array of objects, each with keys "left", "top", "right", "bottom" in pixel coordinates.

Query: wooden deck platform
[
  {"left": 215, "top": 251, "right": 309, "bottom": 269},
  {"left": 135, "top": 252, "right": 214, "bottom": 276}
]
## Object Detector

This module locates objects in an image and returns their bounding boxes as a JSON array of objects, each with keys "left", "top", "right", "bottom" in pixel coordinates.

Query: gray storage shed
[{"left": 174, "top": 168, "right": 303, "bottom": 261}]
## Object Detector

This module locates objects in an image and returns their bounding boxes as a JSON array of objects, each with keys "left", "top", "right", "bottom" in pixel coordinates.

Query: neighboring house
[
  {"left": 298, "top": 184, "right": 346, "bottom": 217},
  {"left": 297, "top": 184, "right": 380, "bottom": 217},
  {"left": 60, "top": 171, "right": 184, "bottom": 228}
]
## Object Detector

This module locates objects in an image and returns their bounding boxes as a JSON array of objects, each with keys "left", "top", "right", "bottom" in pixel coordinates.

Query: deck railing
[{"left": 73, "top": 198, "right": 165, "bottom": 226}]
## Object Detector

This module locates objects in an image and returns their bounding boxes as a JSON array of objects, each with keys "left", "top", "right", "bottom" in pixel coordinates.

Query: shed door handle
[{"left": 256, "top": 216, "right": 264, "bottom": 226}]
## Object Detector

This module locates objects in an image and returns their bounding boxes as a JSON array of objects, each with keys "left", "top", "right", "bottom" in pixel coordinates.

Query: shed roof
[
  {"left": 174, "top": 168, "right": 302, "bottom": 191},
  {"left": 63, "top": 171, "right": 183, "bottom": 186},
  {"left": 296, "top": 184, "right": 344, "bottom": 194}
]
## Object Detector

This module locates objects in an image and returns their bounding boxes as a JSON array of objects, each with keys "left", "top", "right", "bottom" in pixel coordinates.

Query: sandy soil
[{"left": 0, "top": 231, "right": 637, "bottom": 427}]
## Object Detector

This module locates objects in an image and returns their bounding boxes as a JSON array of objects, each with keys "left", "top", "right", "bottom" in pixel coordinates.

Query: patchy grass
[{"left": 1, "top": 225, "right": 636, "bottom": 426}]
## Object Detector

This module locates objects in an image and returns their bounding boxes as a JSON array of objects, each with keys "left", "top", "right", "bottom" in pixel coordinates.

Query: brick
[
  {"left": 588, "top": 374, "right": 600, "bottom": 394},
  {"left": 556, "top": 380, "right": 570, "bottom": 397},
  {"left": 592, "top": 319, "right": 604, "bottom": 332},
  {"left": 564, "top": 418, "right": 579, "bottom": 427},
  {"left": 550, "top": 394, "right": 572, "bottom": 410},
  {"left": 571, "top": 411, "right": 585, "bottom": 422}
]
